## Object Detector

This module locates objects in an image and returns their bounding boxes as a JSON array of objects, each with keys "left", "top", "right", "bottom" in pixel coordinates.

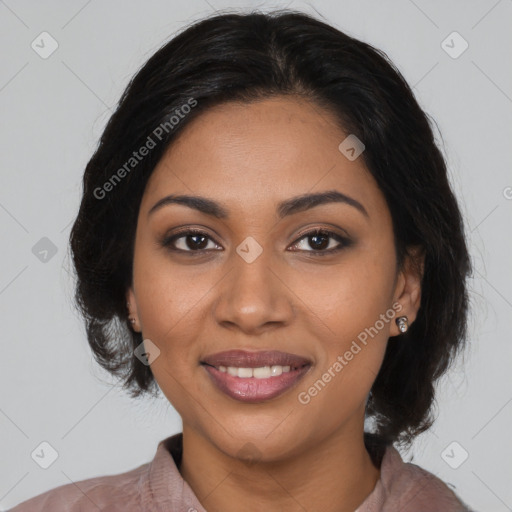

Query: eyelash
[{"left": 160, "top": 228, "right": 352, "bottom": 256}]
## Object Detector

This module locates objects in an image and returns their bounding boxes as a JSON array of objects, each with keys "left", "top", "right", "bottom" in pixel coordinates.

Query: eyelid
[
  {"left": 292, "top": 224, "right": 350, "bottom": 243},
  {"left": 160, "top": 227, "right": 222, "bottom": 252}
]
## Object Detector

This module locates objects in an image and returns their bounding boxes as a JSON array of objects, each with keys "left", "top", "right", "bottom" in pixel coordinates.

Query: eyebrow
[{"left": 147, "top": 190, "right": 369, "bottom": 220}]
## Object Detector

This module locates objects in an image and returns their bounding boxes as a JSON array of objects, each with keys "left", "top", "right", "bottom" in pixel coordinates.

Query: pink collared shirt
[{"left": 10, "top": 433, "right": 474, "bottom": 511}]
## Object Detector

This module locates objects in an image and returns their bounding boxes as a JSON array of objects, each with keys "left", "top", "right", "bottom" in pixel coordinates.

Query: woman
[{"left": 12, "top": 9, "right": 475, "bottom": 512}]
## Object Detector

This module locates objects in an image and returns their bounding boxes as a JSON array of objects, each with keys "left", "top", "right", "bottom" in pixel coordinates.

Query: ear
[
  {"left": 391, "top": 245, "right": 425, "bottom": 336},
  {"left": 125, "top": 287, "right": 141, "bottom": 332}
]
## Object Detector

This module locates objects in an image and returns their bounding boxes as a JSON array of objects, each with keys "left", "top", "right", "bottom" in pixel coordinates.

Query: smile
[{"left": 200, "top": 350, "right": 312, "bottom": 403}]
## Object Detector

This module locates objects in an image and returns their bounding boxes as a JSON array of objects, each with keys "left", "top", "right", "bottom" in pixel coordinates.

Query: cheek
[
  {"left": 131, "top": 243, "right": 226, "bottom": 409},
  {"left": 134, "top": 258, "right": 204, "bottom": 419},
  {"left": 133, "top": 240, "right": 211, "bottom": 335},
  {"left": 296, "top": 251, "right": 395, "bottom": 409},
  {"left": 306, "top": 249, "right": 396, "bottom": 339},
  {"left": 296, "top": 280, "right": 392, "bottom": 431}
]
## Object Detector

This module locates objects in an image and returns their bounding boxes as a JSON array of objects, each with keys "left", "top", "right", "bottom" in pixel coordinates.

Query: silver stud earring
[{"left": 395, "top": 316, "right": 409, "bottom": 333}]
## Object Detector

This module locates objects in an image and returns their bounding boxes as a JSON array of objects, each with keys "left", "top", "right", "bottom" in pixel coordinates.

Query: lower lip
[{"left": 202, "top": 364, "right": 311, "bottom": 403}]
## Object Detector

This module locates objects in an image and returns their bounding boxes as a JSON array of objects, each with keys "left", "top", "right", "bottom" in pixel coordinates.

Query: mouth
[{"left": 200, "top": 350, "right": 313, "bottom": 403}]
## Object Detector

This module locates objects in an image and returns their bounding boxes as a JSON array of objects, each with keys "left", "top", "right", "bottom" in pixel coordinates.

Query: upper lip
[{"left": 201, "top": 350, "right": 312, "bottom": 369}]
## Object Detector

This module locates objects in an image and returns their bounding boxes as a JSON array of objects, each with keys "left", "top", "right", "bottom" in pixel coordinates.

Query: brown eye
[
  {"left": 162, "top": 229, "right": 221, "bottom": 252},
  {"left": 290, "top": 229, "right": 351, "bottom": 255}
]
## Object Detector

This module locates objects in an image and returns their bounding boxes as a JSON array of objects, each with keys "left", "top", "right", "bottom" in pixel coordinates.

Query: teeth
[
  {"left": 217, "top": 365, "right": 293, "bottom": 378},
  {"left": 226, "top": 366, "right": 238, "bottom": 376},
  {"left": 238, "top": 367, "right": 253, "bottom": 378}
]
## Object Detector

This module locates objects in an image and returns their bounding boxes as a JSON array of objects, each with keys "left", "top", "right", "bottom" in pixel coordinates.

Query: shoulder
[
  {"left": 379, "top": 445, "right": 474, "bottom": 511},
  {"left": 9, "top": 461, "right": 150, "bottom": 511}
]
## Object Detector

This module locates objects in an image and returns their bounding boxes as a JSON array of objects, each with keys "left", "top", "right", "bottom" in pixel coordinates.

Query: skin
[{"left": 126, "top": 96, "right": 424, "bottom": 512}]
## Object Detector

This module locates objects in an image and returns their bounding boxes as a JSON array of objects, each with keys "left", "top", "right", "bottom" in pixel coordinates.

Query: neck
[{"left": 179, "top": 422, "right": 381, "bottom": 512}]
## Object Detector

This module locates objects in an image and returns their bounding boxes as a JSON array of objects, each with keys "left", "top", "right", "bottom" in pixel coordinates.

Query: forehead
[{"left": 141, "top": 96, "right": 386, "bottom": 220}]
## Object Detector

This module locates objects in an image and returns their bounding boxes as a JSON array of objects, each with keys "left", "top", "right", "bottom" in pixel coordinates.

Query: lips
[
  {"left": 201, "top": 350, "right": 312, "bottom": 369},
  {"left": 200, "top": 349, "right": 313, "bottom": 403}
]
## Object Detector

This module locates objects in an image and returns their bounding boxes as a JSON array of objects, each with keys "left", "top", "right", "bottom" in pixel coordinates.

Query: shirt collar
[{"left": 140, "top": 432, "right": 409, "bottom": 511}]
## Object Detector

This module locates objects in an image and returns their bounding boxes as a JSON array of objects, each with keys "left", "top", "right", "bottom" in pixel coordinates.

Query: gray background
[{"left": 1, "top": 0, "right": 511, "bottom": 510}]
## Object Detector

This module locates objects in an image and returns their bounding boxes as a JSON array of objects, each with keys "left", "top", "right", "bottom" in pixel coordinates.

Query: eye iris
[
  {"left": 187, "top": 233, "right": 208, "bottom": 250},
  {"left": 309, "top": 232, "right": 329, "bottom": 250}
]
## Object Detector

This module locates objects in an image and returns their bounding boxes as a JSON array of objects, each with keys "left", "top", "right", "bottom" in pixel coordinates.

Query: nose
[{"left": 212, "top": 247, "right": 295, "bottom": 336}]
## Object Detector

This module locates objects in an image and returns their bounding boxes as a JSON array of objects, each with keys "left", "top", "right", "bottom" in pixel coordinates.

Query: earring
[
  {"left": 395, "top": 316, "right": 409, "bottom": 333},
  {"left": 127, "top": 303, "right": 138, "bottom": 328}
]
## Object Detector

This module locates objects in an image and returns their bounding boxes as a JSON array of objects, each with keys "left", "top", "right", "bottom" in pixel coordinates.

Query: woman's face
[{"left": 127, "top": 96, "right": 421, "bottom": 462}]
